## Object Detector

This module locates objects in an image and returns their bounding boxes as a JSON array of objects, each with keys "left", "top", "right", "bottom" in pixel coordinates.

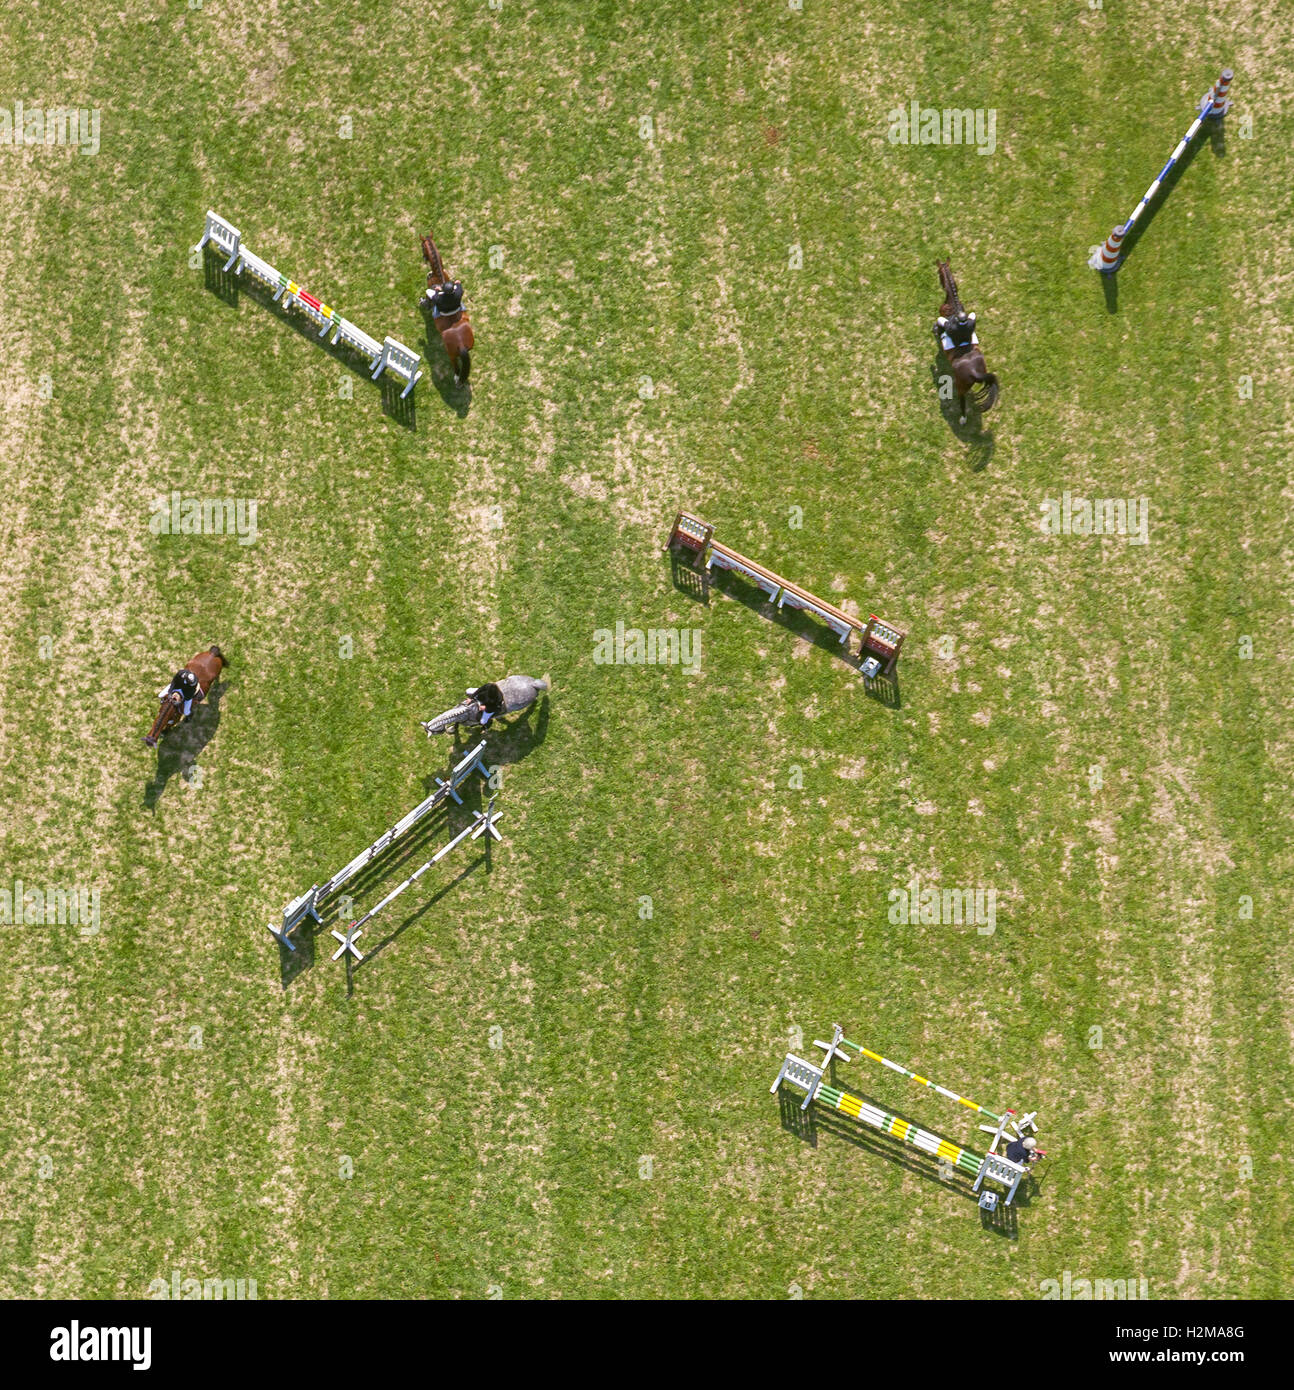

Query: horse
[
  {"left": 419, "top": 233, "right": 474, "bottom": 387},
  {"left": 494, "top": 674, "right": 549, "bottom": 714},
  {"left": 420, "top": 675, "right": 549, "bottom": 737},
  {"left": 144, "top": 646, "right": 226, "bottom": 748},
  {"left": 935, "top": 260, "right": 999, "bottom": 425}
]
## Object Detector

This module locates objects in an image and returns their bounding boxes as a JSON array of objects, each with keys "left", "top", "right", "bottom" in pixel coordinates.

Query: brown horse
[
  {"left": 144, "top": 646, "right": 226, "bottom": 748},
  {"left": 936, "top": 260, "right": 999, "bottom": 425},
  {"left": 419, "top": 233, "right": 474, "bottom": 386}
]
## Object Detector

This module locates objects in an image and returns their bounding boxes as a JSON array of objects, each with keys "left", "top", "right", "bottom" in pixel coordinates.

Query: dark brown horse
[
  {"left": 936, "top": 260, "right": 999, "bottom": 425},
  {"left": 144, "top": 646, "right": 226, "bottom": 748},
  {"left": 419, "top": 233, "right": 474, "bottom": 387}
]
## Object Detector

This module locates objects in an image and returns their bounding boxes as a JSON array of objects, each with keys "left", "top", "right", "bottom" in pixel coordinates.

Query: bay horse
[
  {"left": 936, "top": 260, "right": 999, "bottom": 425},
  {"left": 419, "top": 233, "right": 473, "bottom": 386},
  {"left": 144, "top": 646, "right": 226, "bottom": 748}
]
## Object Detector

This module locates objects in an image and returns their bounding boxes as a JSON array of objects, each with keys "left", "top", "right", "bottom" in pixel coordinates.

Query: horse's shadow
[
  {"left": 437, "top": 695, "right": 550, "bottom": 776},
  {"left": 929, "top": 356, "right": 995, "bottom": 470},
  {"left": 418, "top": 312, "right": 471, "bottom": 418},
  {"left": 142, "top": 680, "right": 229, "bottom": 809}
]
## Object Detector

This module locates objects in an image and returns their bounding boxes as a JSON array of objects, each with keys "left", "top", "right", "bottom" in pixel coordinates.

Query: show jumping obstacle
[
  {"left": 666, "top": 510, "right": 906, "bottom": 676},
  {"left": 1089, "top": 70, "right": 1233, "bottom": 273},
  {"left": 267, "top": 740, "right": 489, "bottom": 951},
  {"left": 193, "top": 211, "right": 424, "bottom": 397},
  {"left": 771, "top": 1025, "right": 1045, "bottom": 1210},
  {"left": 331, "top": 796, "right": 504, "bottom": 964}
]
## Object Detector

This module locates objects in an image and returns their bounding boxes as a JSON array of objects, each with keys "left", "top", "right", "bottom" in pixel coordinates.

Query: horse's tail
[
  {"left": 537, "top": 675, "right": 550, "bottom": 693},
  {"left": 972, "top": 373, "right": 999, "bottom": 413},
  {"left": 209, "top": 644, "right": 226, "bottom": 666},
  {"left": 457, "top": 347, "right": 471, "bottom": 382}
]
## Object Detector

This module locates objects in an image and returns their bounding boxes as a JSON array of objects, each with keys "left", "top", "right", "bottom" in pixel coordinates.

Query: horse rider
[
  {"left": 934, "top": 308, "right": 977, "bottom": 355},
  {"left": 423, "top": 277, "right": 465, "bottom": 318},
  {"left": 466, "top": 681, "right": 505, "bottom": 727},
  {"left": 158, "top": 667, "right": 201, "bottom": 721}
]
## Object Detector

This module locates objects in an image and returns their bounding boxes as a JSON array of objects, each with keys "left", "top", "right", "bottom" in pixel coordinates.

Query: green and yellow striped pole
[{"left": 813, "top": 1079, "right": 985, "bottom": 1177}]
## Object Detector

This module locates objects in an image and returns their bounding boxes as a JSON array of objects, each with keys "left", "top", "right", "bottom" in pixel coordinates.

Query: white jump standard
[
  {"left": 336, "top": 797, "right": 504, "bottom": 963},
  {"left": 193, "top": 210, "right": 424, "bottom": 397},
  {"left": 267, "top": 740, "right": 489, "bottom": 951}
]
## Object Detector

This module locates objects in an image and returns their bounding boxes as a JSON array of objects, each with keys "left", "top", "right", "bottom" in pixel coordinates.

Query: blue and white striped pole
[{"left": 1089, "top": 69, "right": 1232, "bottom": 273}]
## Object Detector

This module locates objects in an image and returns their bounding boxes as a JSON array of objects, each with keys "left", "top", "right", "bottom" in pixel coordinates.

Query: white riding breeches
[{"left": 941, "top": 331, "right": 979, "bottom": 352}]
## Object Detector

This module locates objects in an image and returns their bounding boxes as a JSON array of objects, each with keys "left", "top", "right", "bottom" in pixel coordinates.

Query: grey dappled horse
[{"left": 421, "top": 675, "right": 549, "bottom": 736}]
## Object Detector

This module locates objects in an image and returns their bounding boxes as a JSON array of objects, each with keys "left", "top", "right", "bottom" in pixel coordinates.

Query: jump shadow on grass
[
  {"left": 201, "top": 250, "right": 417, "bottom": 431},
  {"left": 928, "top": 356, "right": 995, "bottom": 471},
  {"left": 275, "top": 802, "right": 457, "bottom": 989},
  {"left": 417, "top": 313, "right": 471, "bottom": 418},
  {"left": 776, "top": 1088, "right": 1022, "bottom": 1239},
  {"left": 1097, "top": 113, "right": 1227, "bottom": 313},
  {"left": 667, "top": 552, "right": 711, "bottom": 605},
  {"left": 862, "top": 669, "right": 901, "bottom": 710},
  {"left": 700, "top": 568, "right": 902, "bottom": 706},
  {"left": 275, "top": 726, "right": 528, "bottom": 987},
  {"left": 142, "top": 679, "right": 228, "bottom": 810},
  {"left": 342, "top": 843, "right": 491, "bottom": 996}
]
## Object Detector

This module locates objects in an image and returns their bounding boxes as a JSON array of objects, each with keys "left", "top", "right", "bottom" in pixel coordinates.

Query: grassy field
[{"left": 1, "top": 0, "right": 1290, "bottom": 1300}]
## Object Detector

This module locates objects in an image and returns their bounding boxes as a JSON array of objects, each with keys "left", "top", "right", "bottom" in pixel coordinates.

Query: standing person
[{"left": 1005, "top": 1135, "right": 1037, "bottom": 1166}]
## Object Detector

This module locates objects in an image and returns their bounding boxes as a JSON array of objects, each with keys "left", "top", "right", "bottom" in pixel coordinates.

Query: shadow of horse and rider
[{"left": 142, "top": 646, "right": 230, "bottom": 809}]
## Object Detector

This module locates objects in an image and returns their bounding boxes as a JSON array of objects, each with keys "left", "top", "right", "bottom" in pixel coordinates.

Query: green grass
[{"left": 0, "top": 0, "right": 1290, "bottom": 1299}]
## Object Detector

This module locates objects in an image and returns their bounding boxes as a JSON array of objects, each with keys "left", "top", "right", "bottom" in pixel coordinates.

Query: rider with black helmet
[
  {"left": 428, "top": 279, "right": 464, "bottom": 317},
  {"left": 934, "top": 308, "right": 978, "bottom": 353}
]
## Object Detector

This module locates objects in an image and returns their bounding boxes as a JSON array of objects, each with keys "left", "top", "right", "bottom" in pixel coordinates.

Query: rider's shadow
[
  {"left": 929, "top": 356, "right": 995, "bottom": 471},
  {"left": 418, "top": 313, "right": 471, "bottom": 418},
  {"left": 143, "top": 679, "right": 229, "bottom": 809}
]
